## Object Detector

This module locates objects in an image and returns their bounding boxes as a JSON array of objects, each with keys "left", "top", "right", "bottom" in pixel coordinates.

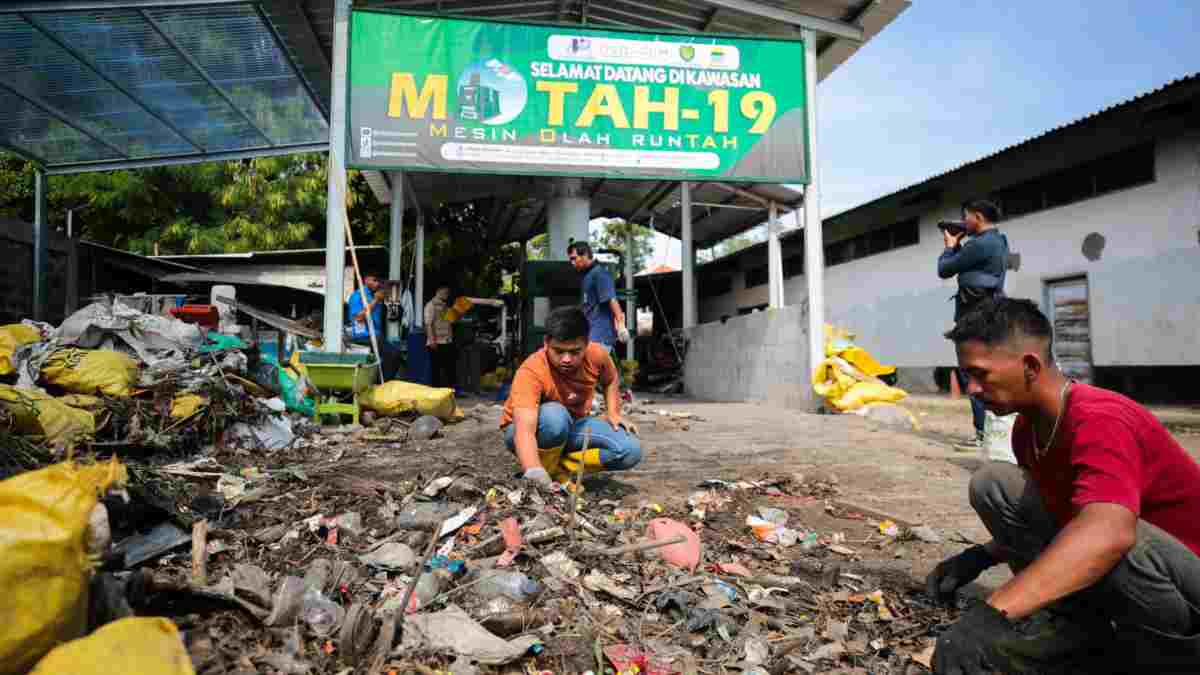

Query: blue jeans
[{"left": 504, "top": 402, "right": 642, "bottom": 470}]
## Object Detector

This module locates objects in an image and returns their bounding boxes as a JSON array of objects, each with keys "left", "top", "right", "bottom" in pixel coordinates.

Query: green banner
[{"left": 347, "top": 11, "right": 808, "bottom": 183}]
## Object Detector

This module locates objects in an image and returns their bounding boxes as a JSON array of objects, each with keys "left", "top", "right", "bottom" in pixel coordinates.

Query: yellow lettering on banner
[
  {"left": 740, "top": 91, "right": 777, "bottom": 134},
  {"left": 575, "top": 84, "right": 630, "bottom": 128},
  {"left": 707, "top": 90, "right": 730, "bottom": 133},
  {"left": 633, "top": 86, "right": 679, "bottom": 131},
  {"left": 430, "top": 123, "right": 448, "bottom": 137},
  {"left": 387, "top": 73, "right": 447, "bottom": 119},
  {"left": 536, "top": 81, "right": 579, "bottom": 126}
]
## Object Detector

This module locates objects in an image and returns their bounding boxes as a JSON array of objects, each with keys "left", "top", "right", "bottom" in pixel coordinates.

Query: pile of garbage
[
  {"left": 811, "top": 325, "right": 919, "bottom": 430},
  {"left": 1, "top": 394, "right": 960, "bottom": 674}
]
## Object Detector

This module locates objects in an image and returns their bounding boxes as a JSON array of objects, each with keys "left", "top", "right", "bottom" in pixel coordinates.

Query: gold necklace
[{"left": 1034, "top": 380, "right": 1072, "bottom": 460}]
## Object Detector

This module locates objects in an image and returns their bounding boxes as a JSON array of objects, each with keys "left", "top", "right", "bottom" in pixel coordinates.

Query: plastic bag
[
  {"left": 813, "top": 324, "right": 905, "bottom": 411},
  {"left": 58, "top": 394, "right": 105, "bottom": 411},
  {"left": 361, "top": 381, "right": 461, "bottom": 420},
  {"left": 831, "top": 381, "right": 907, "bottom": 412},
  {"left": 442, "top": 296, "right": 474, "bottom": 322},
  {"left": 0, "top": 384, "right": 95, "bottom": 447},
  {"left": 0, "top": 324, "right": 42, "bottom": 376},
  {"left": 41, "top": 348, "right": 139, "bottom": 398},
  {"left": 982, "top": 411, "right": 1018, "bottom": 464},
  {"left": 29, "top": 616, "right": 194, "bottom": 675},
  {"left": 0, "top": 459, "right": 128, "bottom": 675},
  {"left": 170, "top": 394, "right": 208, "bottom": 419}
]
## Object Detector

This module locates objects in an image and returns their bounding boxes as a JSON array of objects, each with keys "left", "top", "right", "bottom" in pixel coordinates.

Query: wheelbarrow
[{"left": 299, "top": 352, "right": 379, "bottom": 425}]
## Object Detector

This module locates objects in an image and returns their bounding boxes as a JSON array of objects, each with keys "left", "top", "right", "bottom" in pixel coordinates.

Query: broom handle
[{"left": 337, "top": 172, "right": 386, "bottom": 385}]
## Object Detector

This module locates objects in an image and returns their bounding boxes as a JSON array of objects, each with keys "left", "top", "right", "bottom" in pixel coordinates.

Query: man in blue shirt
[
  {"left": 568, "top": 241, "right": 629, "bottom": 353},
  {"left": 937, "top": 199, "right": 1010, "bottom": 449},
  {"left": 346, "top": 271, "right": 401, "bottom": 381}
]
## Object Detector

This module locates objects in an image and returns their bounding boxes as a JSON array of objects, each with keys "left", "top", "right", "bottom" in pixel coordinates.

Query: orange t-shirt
[{"left": 500, "top": 343, "right": 617, "bottom": 428}]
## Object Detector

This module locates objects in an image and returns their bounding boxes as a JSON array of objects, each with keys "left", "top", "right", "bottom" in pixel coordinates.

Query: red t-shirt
[{"left": 1012, "top": 384, "right": 1200, "bottom": 556}]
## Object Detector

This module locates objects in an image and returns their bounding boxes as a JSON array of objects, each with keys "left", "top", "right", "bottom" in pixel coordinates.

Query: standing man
[
  {"left": 502, "top": 306, "right": 642, "bottom": 487},
  {"left": 347, "top": 271, "right": 401, "bottom": 380},
  {"left": 928, "top": 297, "right": 1200, "bottom": 674},
  {"left": 567, "top": 242, "right": 630, "bottom": 354},
  {"left": 424, "top": 284, "right": 456, "bottom": 389},
  {"left": 937, "top": 199, "right": 1009, "bottom": 450}
]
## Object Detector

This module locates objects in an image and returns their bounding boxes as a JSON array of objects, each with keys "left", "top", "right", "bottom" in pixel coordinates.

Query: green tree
[{"left": 592, "top": 218, "right": 654, "bottom": 274}]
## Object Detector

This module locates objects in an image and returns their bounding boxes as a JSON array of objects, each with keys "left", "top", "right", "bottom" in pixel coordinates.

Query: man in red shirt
[
  {"left": 501, "top": 305, "right": 641, "bottom": 486},
  {"left": 927, "top": 297, "right": 1200, "bottom": 673}
]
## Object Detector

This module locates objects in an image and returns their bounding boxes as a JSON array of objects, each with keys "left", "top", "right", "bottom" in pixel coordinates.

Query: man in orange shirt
[{"left": 501, "top": 306, "right": 642, "bottom": 486}]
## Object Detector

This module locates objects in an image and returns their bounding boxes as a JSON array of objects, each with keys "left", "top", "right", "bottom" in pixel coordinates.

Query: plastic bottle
[
  {"left": 301, "top": 588, "right": 345, "bottom": 637},
  {"left": 474, "top": 571, "right": 543, "bottom": 602},
  {"left": 410, "top": 573, "right": 441, "bottom": 612}
]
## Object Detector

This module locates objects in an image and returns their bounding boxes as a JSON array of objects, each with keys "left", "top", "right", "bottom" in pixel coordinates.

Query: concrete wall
[
  {"left": 695, "top": 130, "right": 1200, "bottom": 370},
  {"left": 684, "top": 304, "right": 812, "bottom": 408}
]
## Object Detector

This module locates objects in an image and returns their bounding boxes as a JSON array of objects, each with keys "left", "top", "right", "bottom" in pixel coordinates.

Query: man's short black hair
[
  {"left": 567, "top": 241, "right": 593, "bottom": 258},
  {"left": 962, "top": 199, "right": 1002, "bottom": 224},
  {"left": 945, "top": 296, "right": 1054, "bottom": 361},
  {"left": 544, "top": 306, "right": 589, "bottom": 343}
]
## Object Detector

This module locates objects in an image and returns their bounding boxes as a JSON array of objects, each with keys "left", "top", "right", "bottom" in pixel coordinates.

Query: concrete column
[
  {"left": 414, "top": 208, "right": 425, "bottom": 328},
  {"left": 32, "top": 169, "right": 48, "bottom": 321},
  {"left": 321, "top": 0, "right": 351, "bottom": 351},
  {"left": 681, "top": 182, "right": 696, "bottom": 329},
  {"left": 387, "top": 170, "right": 404, "bottom": 341},
  {"left": 768, "top": 201, "right": 784, "bottom": 309},
  {"left": 802, "top": 29, "right": 826, "bottom": 389},
  {"left": 546, "top": 178, "right": 589, "bottom": 260}
]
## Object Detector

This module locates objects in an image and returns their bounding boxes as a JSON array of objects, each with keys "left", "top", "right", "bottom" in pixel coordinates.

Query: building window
[
  {"left": 699, "top": 275, "right": 732, "bottom": 297},
  {"left": 823, "top": 216, "right": 921, "bottom": 267},
  {"left": 744, "top": 265, "right": 769, "bottom": 288},
  {"left": 991, "top": 143, "right": 1155, "bottom": 219}
]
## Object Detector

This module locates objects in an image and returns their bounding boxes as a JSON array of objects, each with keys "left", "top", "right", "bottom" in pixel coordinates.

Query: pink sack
[{"left": 646, "top": 518, "right": 701, "bottom": 571}]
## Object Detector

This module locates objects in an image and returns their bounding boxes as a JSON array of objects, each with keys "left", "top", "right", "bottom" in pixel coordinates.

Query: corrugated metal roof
[{"left": 827, "top": 72, "right": 1200, "bottom": 223}]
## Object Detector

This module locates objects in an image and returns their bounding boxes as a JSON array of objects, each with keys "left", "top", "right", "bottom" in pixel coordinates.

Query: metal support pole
[
  {"left": 414, "top": 209, "right": 425, "bottom": 329},
  {"left": 387, "top": 171, "right": 404, "bottom": 341},
  {"left": 680, "top": 182, "right": 696, "bottom": 329},
  {"left": 624, "top": 227, "right": 635, "bottom": 359},
  {"left": 802, "top": 29, "right": 826, "bottom": 394},
  {"left": 32, "top": 169, "right": 48, "bottom": 321},
  {"left": 768, "top": 201, "right": 783, "bottom": 309},
  {"left": 321, "top": 0, "right": 351, "bottom": 351}
]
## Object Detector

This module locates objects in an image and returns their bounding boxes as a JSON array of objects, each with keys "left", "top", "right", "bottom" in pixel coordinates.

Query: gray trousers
[{"left": 970, "top": 462, "right": 1200, "bottom": 670}]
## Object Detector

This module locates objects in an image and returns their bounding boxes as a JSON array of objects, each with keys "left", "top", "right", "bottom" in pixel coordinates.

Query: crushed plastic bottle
[
  {"left": 410, "top": 415, "right": 443, "bottom": 440},
  {"left": 474, "top": 570, "right": 543, "bottom": 602},
  {"left": 300, "top": 588, "right": 345, "bottom": 637},
  {"left": 409, "top": 573, "right": 441, "bottom": 612}
]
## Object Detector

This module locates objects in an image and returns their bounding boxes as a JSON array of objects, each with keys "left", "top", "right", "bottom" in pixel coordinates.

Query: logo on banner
[
  {"left": 456, "top": 58, "right": 528, "bottom": 125},
  {"left": 679, "top": 45, "right": 695, "bottom": 62}
]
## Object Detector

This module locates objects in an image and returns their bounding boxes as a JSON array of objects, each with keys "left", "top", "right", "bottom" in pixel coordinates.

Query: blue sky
[{"left": 645, "top": 0, "right": 1200, "bottom": 270}]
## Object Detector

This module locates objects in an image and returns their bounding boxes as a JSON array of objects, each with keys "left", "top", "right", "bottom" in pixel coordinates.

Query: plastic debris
[
  {"left": 878, "top": 520, "right": 900, "bottom": 537},
  {"left": 300, "top": 588, "right": 344, "bottom": 637},
  {"left": 439, "top": 506, "right": 479, "bottom": 537},
  {"left": 397, "top": 604, "right": 540, "bottom": 665},
  {"left": 910, "top": 525, "right": 943, "bottom": 543},
  {"left": 475, "top": 570, "right": 543, "bottom": 603},
  {"left": 646, "top": 517, "right": 702, "bottom": 571},
  {"left": 410, "top": 414, "right": 444, "bottom": 440},
  {"left": 359, "top": 542, "right": 417, "bottom": 571},
  {"left": 603, "top": 643, "right": 678, "bottom": 675},
  {"left": 583, "top": 570, "right": 637, "bottom": 601},
  {"left": 395, "top": 501, "right": 464, "bottom": 530},
  {"left": 422, "top": 476, "right": 455, "bottom": 497}
]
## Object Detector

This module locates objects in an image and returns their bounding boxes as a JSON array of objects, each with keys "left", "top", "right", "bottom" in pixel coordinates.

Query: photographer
[{"left": 937, "top": 199, "right": 1009, "bottom": 449}]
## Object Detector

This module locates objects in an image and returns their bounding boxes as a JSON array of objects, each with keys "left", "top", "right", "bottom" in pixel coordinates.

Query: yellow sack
[
  {"left": 480, "top": 373, "right": 500, "bottom": 391},
  {"left": 41, "top": 349, "right": 139, "bottom": 398},
  {"left": 442, "top": 296, "right": 473, "bottom": 322},
  {"left": 30, "top": 617, "right": 194, "bottom": 675},
  {"left": 0, "top": 459, "right": 128, "bottom": 675},
  {"left": 361, "top": 381, "right": 460, "bottom": 420},
  {"left": 170, "top": 394, "right": 208, "bottom": 419},
  {"left": 830, "top": 381, "right": 907, "bottom": 412},
  {"left": 0, "top": 384, "right": 95, "bottom": 447},
  {"left": 822, "top": 324, "right": 895, "bottom": 377},
  {"left": 0, "top": 324, "right": 41, "bottom": 376}
]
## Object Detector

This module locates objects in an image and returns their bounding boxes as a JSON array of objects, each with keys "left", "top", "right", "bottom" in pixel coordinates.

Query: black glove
[
  {"left": 926, "top": 544, "right": 996, "bottom": 604},
  {"left": 934, "top": 602, "right": 1019, "bottom": 674}
]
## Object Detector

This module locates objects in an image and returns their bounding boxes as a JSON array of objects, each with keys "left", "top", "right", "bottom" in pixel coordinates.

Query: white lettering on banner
[{"left": 440, "top": 142, "right": 719, "bottom": 170}]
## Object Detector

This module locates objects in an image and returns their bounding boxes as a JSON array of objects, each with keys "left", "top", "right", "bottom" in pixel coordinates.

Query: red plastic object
[
  {"left": 646, "top": 517, "right": 701, "bottom": 572},
  {"left": 170, "top": 304, "right": 220, "bottom": 330}
]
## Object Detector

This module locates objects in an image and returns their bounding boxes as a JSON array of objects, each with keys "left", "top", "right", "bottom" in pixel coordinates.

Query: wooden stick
[
  {"left": 337, "top": 172, "right": 386, "bottom": 385},
  {"left": 566, "top": 428, "right": 590, "bottom": 543},
  {"left": 191, "top": 519, "right": 209, "bottom": 586},
  {"left": 397, "top": 516, "right": 447, "bottom": 636},
  {"left": 588, "top": 534, "right": 685, "bottom": 557}
]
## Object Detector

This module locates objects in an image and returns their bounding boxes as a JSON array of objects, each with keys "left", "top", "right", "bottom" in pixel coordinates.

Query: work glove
[
  {"left": 522, "top": 467, "right": 554, "bottom": 488},
  {"left": 926, "top": 544, "right": 996, "bottom": 605},
  {"left": 934, "top": 602, "right": 1021, "bottom": 674},
  {"left": 617, "top": 326, "right": 631, "bottom": 344}
]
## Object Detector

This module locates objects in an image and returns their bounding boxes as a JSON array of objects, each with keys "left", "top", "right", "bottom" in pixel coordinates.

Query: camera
[{"left": 937, "top": 220, "right": 968, "bottom": 236}]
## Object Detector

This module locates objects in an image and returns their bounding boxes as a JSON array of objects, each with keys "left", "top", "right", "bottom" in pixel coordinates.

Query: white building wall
[{"left": 697, "top": 131, "right": 1200, "bottom": 368}]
